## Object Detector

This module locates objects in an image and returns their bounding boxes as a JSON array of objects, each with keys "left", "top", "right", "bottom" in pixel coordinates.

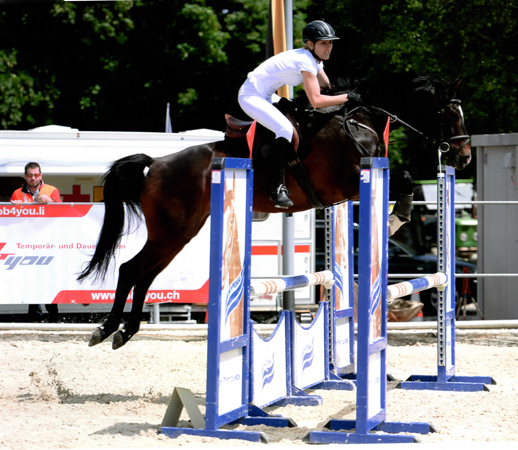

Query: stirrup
[{"left": 270, "top": 185, "right": 293, "bottom": 209}]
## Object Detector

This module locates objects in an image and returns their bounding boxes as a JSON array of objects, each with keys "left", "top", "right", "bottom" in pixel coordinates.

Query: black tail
[{"left": 77, "top": 153, "right": 153, "bottom": 283}]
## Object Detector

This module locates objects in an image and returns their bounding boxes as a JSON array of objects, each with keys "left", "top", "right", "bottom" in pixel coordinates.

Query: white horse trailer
[{"left": 0, "top": 126, "right": 316, "bottom": 322}]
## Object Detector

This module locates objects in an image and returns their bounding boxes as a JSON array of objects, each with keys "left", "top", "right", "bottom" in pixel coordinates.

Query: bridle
[
  {"left": 343, "top": 98, "right": 471, "bottom": 158},
  {"left": 434, "top": 99, "right": 471, "bottom": 154},
  {"left": 366, "top": 99, "right": 471, "bottom": 155}
]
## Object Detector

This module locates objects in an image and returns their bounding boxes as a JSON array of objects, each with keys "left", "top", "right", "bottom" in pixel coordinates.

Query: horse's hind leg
[
  {"left": 109, "top": 240, "right": 185, "bottom": 349},
  {"left": 89, "top": 260, "right": 138, "bottom": 347},
  {"left": 111, "top": 273, "right": 156, "bottom": 350}
]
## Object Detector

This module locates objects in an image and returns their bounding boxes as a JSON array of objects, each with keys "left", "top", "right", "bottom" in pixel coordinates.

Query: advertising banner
[
  {"left": 251, "top": 316, "right": 288, "bottom": 408},
  {"left": 292, "top": 305, "right": 326, "bottom": 390},
  {"left": 0, "top": 203, "right": 210, "bottom": 305}
]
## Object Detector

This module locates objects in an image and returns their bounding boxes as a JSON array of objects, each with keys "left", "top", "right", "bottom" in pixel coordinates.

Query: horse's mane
[
  {"left": 291, "top": 72, "right": 447, "bottom": 113},
  {"left": 332, "top": 72, "right": 456, "bottom": 106},
  {"left": 274, "top": 72, "right": 459, "bottom": 158},
  {"left": 290, "top": 72, "right": 458, "bottom": 119}
]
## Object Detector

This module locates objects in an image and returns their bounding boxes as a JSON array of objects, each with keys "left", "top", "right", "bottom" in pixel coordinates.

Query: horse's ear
[{"left": 450, "top": 77, "right": 463, "bottom": 98}]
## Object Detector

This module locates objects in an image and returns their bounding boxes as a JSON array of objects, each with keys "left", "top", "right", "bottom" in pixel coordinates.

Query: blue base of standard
[
  {"left": 399, "top": 374, "right": 496, "bottom": 392},
  {"left": 308, "top": 418, "right": 437, "bottom": 444},
  {"left": 161, "top": 426, "right": 268, "bottom": 443}
]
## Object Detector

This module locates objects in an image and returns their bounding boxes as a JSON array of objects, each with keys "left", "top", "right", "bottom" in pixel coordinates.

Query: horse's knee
[
  {"left": 391, "top": 193, "right": 413, "bottom": 225},
  {"left": 390, "top": 169, "right": 414, "bottom": 196}
]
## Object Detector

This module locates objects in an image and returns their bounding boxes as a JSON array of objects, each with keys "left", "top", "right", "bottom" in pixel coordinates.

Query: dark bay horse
[{"left": 78, "top": 74, "right": 472, "bottom": 349}]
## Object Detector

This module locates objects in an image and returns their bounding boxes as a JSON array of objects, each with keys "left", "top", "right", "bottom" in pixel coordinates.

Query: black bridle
[
  {"left": 435, "top": 99, "right": 471, "bottom": 154},
  {"left": 365, "top": 99, "right": 471, "bottom": 154}
]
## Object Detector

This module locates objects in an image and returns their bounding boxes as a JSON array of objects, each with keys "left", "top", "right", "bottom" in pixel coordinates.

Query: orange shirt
[{"left": 11, "top": 182, "right": 62, "bottom": 203}]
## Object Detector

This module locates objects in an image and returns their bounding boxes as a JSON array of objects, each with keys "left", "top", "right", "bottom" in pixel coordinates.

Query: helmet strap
[
  {"left": 307, "top": 44, "right": 322, "bottom": 63},
  {"left": 311, "top": 51, "right": 322, "bottom": 63}
]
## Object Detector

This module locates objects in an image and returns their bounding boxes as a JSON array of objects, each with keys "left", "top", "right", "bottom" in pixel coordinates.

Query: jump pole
[
  {"left": 310, "top": 157, "right": 436, "bottom": 444},
  {"left": 251, "top": 270, "right": 334, "bottom": 297},
  {"left": 399, "top": 165, "right": 496, "bottom": 391}
]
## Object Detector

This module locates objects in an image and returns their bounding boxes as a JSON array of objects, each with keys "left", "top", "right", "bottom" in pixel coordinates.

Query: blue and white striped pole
[
  {"left": 387, "top": 273, "right": 447, "bottom": 301},
  {"left": 250, "top": 270, "right": 334, "bottom": 298}
]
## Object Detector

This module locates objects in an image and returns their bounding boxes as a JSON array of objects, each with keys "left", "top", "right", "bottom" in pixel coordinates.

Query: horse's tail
[{"left": 77, "top": 153, "right": 153, "bottom": 283}]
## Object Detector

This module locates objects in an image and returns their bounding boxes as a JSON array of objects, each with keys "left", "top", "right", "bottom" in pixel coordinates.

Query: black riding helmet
[{"left": 303, "top": 20, "right": 340, "bottom": 43}]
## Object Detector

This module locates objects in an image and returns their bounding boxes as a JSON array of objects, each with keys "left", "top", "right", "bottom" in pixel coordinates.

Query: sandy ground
[{"left": 1, "top": 327, "right": 517, "bottom": 449}]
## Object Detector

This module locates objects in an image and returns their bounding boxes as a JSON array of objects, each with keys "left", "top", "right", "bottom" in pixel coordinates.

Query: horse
[{"left": 78, "top": 73, "right": 472, "bottom": 349}]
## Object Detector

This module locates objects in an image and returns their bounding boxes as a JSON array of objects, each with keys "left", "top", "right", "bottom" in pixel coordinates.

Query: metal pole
[
  {"left": 153, "top": 303, "right": 160, "bottom": 324},
  {"left": 282, "top": 213, "right": 296, "bottom": 310},
  {"left": 282, "top": 0, "right": 295, "bottom": 311},
  {"left": 285, "top": 0, "right": 294, "bottom": 98}
]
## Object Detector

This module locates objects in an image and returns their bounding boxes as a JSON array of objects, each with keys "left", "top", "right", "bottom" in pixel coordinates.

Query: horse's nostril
[{"left": 458, "top": 155, "right": 472, "bottom": 169}]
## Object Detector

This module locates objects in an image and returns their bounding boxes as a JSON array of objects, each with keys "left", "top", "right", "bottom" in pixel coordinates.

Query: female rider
[{"left": 238, "top": 20, "right": 350, "bottom": 208}]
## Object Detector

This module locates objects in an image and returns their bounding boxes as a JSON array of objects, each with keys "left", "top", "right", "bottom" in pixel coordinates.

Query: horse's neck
[{"left": 350, "top": 109, "right": 388, "bottom": 137}]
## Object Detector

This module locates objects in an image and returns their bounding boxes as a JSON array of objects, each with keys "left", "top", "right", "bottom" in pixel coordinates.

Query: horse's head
[
  {"left": 439, "top": 97, "right": 472, "bottom": 170},
  {"left": 352, "top": 73, "right": 472, "bottom": 170},
  {"left": 413, "top": 77, "right": 472, "bottom": 170}
]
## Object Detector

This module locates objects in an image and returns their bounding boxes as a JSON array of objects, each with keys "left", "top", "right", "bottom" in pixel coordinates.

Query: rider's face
[{"left": 312, "top": 40, "right": 334, "bottom": 60}]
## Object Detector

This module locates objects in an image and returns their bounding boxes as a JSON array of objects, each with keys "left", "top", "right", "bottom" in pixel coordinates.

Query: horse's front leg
[{"left": 388, "top": 169, "right": 415, "bottom": 236}]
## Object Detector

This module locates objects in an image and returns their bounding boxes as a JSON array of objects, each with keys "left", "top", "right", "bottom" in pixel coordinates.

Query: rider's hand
[{"left": 347, "top": 92, "right": 362, "bottom": 103}]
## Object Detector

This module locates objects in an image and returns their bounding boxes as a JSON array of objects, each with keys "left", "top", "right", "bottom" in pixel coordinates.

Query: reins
[
  {"left": 342, "top": 106, "right": 379, "bottom": 157},
  {"left": 343, "top": 100, "right": 471, "bottom": 159}
]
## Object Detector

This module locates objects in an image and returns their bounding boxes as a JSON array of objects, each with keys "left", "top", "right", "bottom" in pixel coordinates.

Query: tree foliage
[
  {"left": 0, "top": 48, "right": 57, "bottom": 128},
  {"left": 308, "top": 0, "right": 517, "bottom": 135},
  {"left": 0, "top": 0, "right": 516, "bottom": 145}
]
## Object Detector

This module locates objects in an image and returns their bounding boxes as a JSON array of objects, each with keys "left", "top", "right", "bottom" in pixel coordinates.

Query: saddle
[
  {"left": 224, "top": 100, "right": 301, "bottom": 153},
  {"left": 224, "top": 115, "right": 255, "bottom": 139},
  {"left": 223, "top": 99, "right": 326, "bottom": 209}
]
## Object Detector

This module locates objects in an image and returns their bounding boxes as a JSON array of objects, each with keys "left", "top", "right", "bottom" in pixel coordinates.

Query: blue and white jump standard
[
  {"left": 162, "top": 157, "right": 352, "bottom": 443},
  {"left": 161, "top": 158, "right": 271, "bottom": 442},
  {"left": 398, "top": 166, "right": 495, "bottom": 392},
  {"left": 161, "top": 157, "right": 495, "bottom": 444},
  {"left": 325, "top": 201, "right": 356, "bottom": 378},
  {"left": 310, "top": 157, "right": 437, "bottom": 444}
]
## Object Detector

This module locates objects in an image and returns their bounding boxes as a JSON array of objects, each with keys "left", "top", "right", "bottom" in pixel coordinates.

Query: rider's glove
[{"left": 347, "top": 92, "right": 362, "bottom": 103}]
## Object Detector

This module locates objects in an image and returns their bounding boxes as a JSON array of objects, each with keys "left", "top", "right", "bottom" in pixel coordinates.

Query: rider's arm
[
  {"left": 317, "top": 69, "right": 332, "bottom": 90},
  {"left": 302, "top": 71, "right": 349, "bottom": 109}
]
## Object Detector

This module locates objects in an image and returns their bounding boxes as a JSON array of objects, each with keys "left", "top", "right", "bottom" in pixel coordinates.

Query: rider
[{"left": 238, "top": 20, "right": 350, "bottom": 208}]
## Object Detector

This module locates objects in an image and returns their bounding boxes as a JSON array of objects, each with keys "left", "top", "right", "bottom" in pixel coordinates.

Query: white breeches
[{"left": 238, "top": 82, "right": 294, "bottom": 141}]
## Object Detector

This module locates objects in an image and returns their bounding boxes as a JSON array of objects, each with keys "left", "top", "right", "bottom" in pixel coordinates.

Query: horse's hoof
[
  {"left": 89, "top": 322, "right": 119, "bottom": 347},
  {"left": 112, "top": 330, "right": 130, "bottom": 350},
  {"left": 88, "top": 327, "right": 105, "bottom": 347}
]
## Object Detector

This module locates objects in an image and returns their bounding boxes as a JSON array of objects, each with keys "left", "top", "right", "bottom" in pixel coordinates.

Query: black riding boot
[{"left": 268, "top": 137, "right": 294, "bottom": 209}]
